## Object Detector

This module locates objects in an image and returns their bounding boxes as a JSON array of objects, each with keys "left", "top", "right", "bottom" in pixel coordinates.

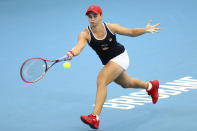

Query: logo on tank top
[
  {"left": 101, "top": 44, "right": 109, "bottom": 51},
  {"left": 108, "top": 37, "right": 112, "bottom": 42}
]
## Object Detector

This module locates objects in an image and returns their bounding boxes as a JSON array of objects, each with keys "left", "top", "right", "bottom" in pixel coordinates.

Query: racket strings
[{"left": 21, "top": 58, "right": 47, "bottom": 82}]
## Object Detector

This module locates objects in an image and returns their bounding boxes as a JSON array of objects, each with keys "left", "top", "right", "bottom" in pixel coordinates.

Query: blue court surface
[{"left": 1, "top": 0, "right": 197, "bottom": 131}]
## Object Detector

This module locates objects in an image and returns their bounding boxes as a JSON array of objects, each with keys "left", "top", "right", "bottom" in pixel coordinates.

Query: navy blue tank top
[{"left": 87, "top": 22, "right": 125, "bottom": 65}]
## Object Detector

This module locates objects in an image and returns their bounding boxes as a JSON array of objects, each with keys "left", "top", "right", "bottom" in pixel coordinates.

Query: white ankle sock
[
  {"left": 147, "top": 82, "right": 152, "bottom": 91},
  {"left": 92, "top": 114, "right": 99, "bottom": 120},
  {"left": 96, "top": 115, "right": 99, "bottom": 120}
]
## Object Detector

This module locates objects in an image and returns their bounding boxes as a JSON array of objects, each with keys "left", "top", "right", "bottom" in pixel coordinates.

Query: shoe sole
[
  {"left": 153, "top": 80, "right": 159, "bottom": 104},
  {"left": 80, "top": 117, "right": 98, "bottom": 129}
]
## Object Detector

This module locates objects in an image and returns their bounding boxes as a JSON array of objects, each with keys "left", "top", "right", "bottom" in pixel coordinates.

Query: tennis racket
[{"left": 20, "top": 55, "right": 69, "bottom": 83}]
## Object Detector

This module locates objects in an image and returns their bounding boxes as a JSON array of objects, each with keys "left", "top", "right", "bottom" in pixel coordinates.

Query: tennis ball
[{"left": 63, "top": 62, "right": 71, "bottom": 69}]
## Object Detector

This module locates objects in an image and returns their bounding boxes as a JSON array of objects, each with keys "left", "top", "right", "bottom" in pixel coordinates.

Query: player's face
[{"left": 87, "top": 12, "right": 102, "bottom": 26}]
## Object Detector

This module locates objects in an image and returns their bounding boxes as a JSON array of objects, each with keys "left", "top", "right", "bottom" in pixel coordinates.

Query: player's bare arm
[
  {"left": 109, "top": 20, "right": 160, "bottom": 37},
  {"left": 66, "top": 29, "right": 89, "bottom": 59}
]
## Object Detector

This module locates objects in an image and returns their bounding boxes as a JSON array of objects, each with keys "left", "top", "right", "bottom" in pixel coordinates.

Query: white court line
[{"left": 103, "top": 76, "right": 197, "bottom": 110}]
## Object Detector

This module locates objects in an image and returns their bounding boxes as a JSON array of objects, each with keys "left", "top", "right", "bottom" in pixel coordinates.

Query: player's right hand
[{"left": 65, "top": 51, "right": 75, "bottom": 60}]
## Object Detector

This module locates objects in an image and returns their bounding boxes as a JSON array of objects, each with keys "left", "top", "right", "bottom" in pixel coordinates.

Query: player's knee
[
  {"left": 121, "top": 83, "right": 130, "bottom": 88},
  {"left": 97, "top": 77, "right": 107, "bottom": 88},
  {"left": 116, "top": 81, "right": 133, "bottom": 88},
  {"left": 97, "top": 80, "right": 106, "bottom": 88}
]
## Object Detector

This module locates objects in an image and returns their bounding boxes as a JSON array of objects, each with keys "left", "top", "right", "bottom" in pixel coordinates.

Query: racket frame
[{"left": 20, "top": 57, "right": 59, "bottom": 83}]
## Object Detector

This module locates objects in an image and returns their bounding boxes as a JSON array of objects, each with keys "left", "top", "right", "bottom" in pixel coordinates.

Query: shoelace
[
  {"left": 88, "top": 114, "right": 95, "bottom": 117},
  {"left": 88, "top": 114, "right": 97, "bottom": 121}
]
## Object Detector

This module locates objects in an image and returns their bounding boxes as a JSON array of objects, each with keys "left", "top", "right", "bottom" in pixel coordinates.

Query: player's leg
[
  {"left": 93, "top": 61, "right": 124, "bottom": 116},
  {"left": 80, "top": 61, "right": 124, "bottom": 129},
  {"left": 114, "top": 71, "right": 159, "bottom": 104},
  {"left": 114, "top": 71, "right": 148, "bottom": 89}
]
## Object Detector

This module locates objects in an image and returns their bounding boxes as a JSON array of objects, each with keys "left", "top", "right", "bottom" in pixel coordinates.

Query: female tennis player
[{"left": 66, "top": 5, "right": 161, "bottom": 129}]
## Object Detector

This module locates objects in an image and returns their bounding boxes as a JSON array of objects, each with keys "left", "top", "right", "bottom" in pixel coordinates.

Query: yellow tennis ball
[{"left": 63, "top": 62, "right": 71, "bottom": 69}]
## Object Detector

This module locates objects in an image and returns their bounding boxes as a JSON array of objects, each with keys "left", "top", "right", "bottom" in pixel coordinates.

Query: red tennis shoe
[
  {"left": 147, "top": 80, "right": 159, "bottom": 104},
  {"left": 80, "top": 113, "right": 100, "bottom": 129}
]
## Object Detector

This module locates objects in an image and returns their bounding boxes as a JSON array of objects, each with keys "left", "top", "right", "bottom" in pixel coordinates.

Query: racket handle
[{"left": 57, "top": 55, "right": 69, "bottom": 62}]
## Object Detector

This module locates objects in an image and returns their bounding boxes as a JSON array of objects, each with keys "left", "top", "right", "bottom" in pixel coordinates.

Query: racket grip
[{"left": 57, "top": 55, "right": 69, "bottom": 62}]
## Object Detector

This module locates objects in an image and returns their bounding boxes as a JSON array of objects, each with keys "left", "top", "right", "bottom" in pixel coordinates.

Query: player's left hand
[{"left": 145, "top": 20, "right": 161, "bottom": 35}]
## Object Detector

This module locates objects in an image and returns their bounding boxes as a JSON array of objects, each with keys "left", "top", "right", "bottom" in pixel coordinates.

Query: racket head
[{"left": 20, "top": 57, "right": 49, "bottom": 83}]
